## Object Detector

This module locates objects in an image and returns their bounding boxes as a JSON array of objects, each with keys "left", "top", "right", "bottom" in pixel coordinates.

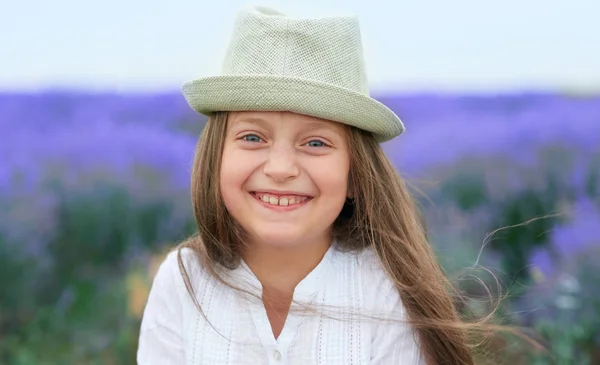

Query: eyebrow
[
  {"left": 304, "top": 121, "right": 334, "bottom": 131},
  {"left": 230, "top": 117, "right": 270, "bottom": 128},
  {"left": 303, "top": 121, "right": 348, "bottom": 141},
  {"left": 231, "top": 116, "right": 344, "bottom": 136}
]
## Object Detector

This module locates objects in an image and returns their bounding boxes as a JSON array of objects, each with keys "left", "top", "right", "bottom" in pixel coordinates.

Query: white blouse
[{"left": 137, "top": 243, "right": 426, "bottom": 364}]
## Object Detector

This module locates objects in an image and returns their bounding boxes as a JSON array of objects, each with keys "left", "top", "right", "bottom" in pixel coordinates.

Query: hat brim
[{"left": 181, "top": 75, "right": 404, "bottom": 142}]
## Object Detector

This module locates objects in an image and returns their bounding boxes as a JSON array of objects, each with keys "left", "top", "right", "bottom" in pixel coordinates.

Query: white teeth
[{"left": 254, "top": 193, "right": 306, "bottom": 206}]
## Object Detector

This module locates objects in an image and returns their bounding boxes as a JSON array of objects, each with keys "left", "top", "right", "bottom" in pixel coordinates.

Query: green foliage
[
  {"left": 487, "top": 187, "right": 563, "bottom": 286},
  {"left": 585, "top": 152, "right": 600, "bottom": 201},
  {"left": 0, "top": 180, "right": 195, "bottom": 364},
  {"left": 1, "top": 282, "right": 140, "bottom": 364},
  {"left": 439, "top": 167, "right": 488, "bottom": 211},
  {"left": 435, "top": 149, "right": 581, "bottom": 289},
  {"left": 524, "top": 247, "right": 600, "bottom": 364},
  {"left": 427, "top": 150, "right": 600, "bottom": 363}
]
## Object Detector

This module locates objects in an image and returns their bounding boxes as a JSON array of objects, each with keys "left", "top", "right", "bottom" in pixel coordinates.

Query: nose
[{"left": 263, "top": 143, "right": 300, "bottom": 182}]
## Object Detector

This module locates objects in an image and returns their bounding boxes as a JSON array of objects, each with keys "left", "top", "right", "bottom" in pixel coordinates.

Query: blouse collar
[{"left": 231, "top": 241, "right": 337, "bottom": 303}]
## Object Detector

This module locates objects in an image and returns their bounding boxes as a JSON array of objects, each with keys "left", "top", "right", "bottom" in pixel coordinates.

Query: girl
[{"left": 138, "top": 6, "right": 496, "bottom": 364}]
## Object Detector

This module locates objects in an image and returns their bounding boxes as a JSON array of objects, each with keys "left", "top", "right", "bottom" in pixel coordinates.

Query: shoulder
[
  {"left": 358, "top": 249, "right": 401, "bottom": 298},
  {"left": 331, "top": 246, "right": 404, "bottom": 316},
  {"left": 137, "top": 247, "right": 205, "bottom": 362},
  {"left": 352, "top": 249, "right": 426, "bottom": 364},
  {"left": 140, "top": 246, "right": 213, "bottom": 331},
  {"left": 144, "top": 246, "right": 210, "bottom": 309},
  {"left": 355, "top": 248, "right": 406, "bottom": 318},
  {"left": 150, "top": 246, "right": 211, "bottom": 294}
]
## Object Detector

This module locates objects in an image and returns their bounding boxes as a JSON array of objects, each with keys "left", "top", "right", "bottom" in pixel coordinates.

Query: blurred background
[{"left": 1, "top": 0, "right": 599, "bottom": 364}]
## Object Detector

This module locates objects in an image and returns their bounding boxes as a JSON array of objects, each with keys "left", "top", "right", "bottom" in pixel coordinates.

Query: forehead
[{"left": 227, "top": 111, "right": 347, "bottom": 133}]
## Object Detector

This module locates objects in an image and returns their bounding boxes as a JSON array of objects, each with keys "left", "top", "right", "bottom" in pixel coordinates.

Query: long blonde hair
[{"left": 177, "top": 111, "right": 530, "bottom": 364}]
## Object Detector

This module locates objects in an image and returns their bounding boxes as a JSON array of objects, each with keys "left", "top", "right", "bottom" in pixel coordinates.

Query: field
[{"left": 1, "top": 91, "right": 599, "bottom": 364}]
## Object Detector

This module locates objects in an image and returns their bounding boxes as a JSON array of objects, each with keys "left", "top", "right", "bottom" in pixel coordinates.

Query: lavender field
[{"left": 1, "top": 91, "right": 599, "bottom": 364}]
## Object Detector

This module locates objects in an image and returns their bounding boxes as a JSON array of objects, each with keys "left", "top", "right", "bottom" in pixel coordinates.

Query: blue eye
[
  {"left": 306, "top": 140, "right": 326, "bottom": 147},
  {"left": 242, "top": 134, "right": 262, "bottom": 142}
]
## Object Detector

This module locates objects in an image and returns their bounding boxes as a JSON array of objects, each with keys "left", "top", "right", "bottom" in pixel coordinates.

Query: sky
[{"left": 1, "top": 0, "right": 599, "bottom": 93}]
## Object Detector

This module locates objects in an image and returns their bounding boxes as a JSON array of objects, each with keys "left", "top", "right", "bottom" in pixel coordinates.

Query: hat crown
[{"left": 221, "top": 7, "right": 370, "bottom": 95}]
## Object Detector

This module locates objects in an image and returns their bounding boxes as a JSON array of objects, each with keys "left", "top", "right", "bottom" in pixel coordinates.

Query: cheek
[
  {"left": 219, "top": 148, "right": 253, "bottom": 203},
  {"left": 311, "top": 157, "right": 350, "bottom": 201},
  {"left": 312, "top": 162, "right": 350, "bottom": 228}
]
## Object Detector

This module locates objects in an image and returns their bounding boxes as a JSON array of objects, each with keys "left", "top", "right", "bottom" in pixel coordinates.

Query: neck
[{"left": 243, "top": 236, "right": 332, "bottom": 296}]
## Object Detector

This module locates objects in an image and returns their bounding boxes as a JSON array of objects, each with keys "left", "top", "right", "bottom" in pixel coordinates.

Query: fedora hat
[{"left": 181, "top": 6, "right": 404, "bottom": 142}]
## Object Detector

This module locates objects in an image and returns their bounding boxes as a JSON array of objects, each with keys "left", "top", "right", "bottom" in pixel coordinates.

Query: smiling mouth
[{"left": 250, "top": 191, "right": 313, "bottom": 207}]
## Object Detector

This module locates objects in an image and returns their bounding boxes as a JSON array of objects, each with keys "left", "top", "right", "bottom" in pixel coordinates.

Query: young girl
[{"left": 138, "top": 6, "right": 485, "bottom": 364}]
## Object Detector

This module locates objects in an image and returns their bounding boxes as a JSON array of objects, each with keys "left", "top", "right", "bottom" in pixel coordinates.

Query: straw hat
[{"left": 181, "top": 6, "right": 404, "bottom": 142}]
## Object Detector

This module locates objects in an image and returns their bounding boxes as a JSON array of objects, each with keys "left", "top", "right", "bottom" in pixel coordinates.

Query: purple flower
[{"left": 530, "top": 197, "right": 600, "bottom": 277}]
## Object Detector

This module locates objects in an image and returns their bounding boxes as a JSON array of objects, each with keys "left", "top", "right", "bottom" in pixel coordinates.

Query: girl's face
[{"left": 220, "top": 111, "right": 350, "bottom": 249}]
